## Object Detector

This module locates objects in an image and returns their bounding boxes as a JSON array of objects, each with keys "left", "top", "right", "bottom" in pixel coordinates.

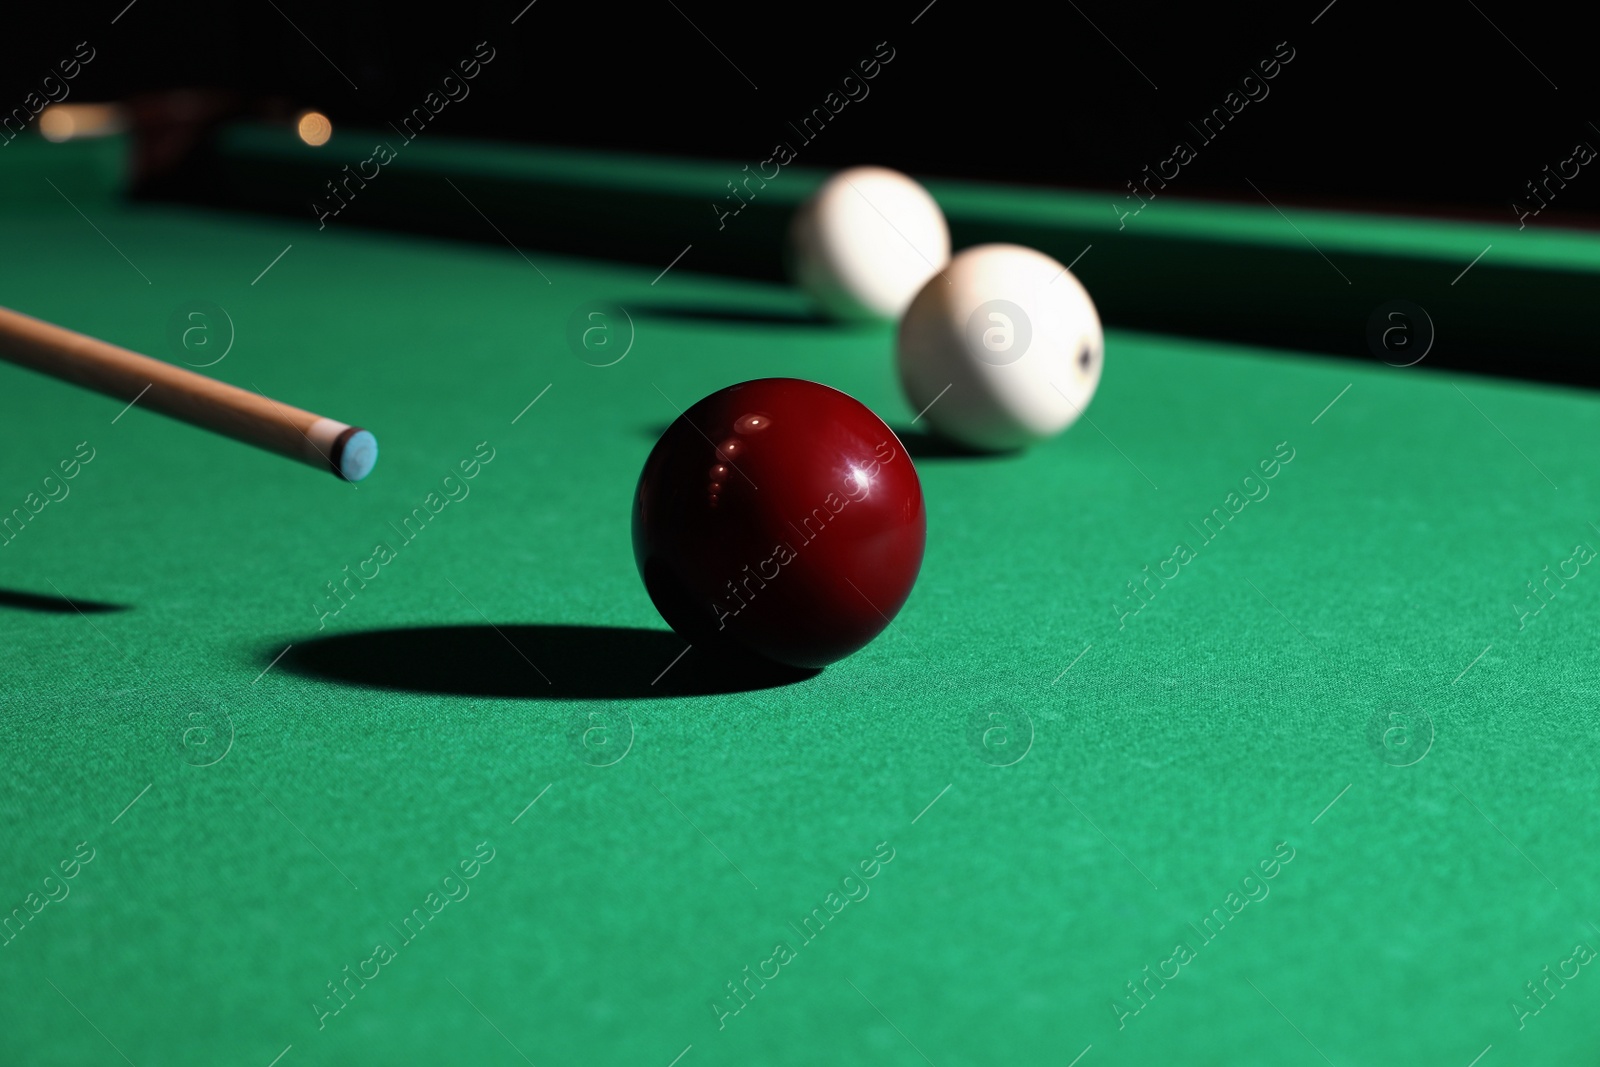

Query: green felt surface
[{"left": 4, "top": 134, "right": 1600, "bottom": 1066}]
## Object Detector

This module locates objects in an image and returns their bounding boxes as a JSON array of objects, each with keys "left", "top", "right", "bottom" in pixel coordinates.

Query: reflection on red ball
[{"left": 632, "top": 378, "right": 926, "bottom": 669}]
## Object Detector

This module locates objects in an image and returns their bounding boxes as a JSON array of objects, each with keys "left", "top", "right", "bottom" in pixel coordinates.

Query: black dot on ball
[{"left": 1078, "top": 345, "right": 1093, "bottom": 372}]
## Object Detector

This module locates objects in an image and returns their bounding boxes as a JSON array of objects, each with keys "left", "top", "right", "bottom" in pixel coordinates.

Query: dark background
[{"left": 3, "top": 0, "right": 1597, "bottom": 227}]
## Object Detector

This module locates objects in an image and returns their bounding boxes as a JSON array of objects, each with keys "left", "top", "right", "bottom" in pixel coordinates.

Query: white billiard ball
[
  {"left": 787, "top": 166, "right": 951, "bottom": 322},
  {"left": 896, "top": 243, "right": 1103, "bottom": 451}
]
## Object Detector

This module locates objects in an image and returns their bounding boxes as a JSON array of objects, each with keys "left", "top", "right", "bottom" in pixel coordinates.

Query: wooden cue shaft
[{"left": 0, "top": 304, "right": 377, "bottom": 481}]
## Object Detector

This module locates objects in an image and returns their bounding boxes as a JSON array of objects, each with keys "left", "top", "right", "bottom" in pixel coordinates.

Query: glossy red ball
[{"left": 633, "top": 378, "right": 926, "bottom": 669}]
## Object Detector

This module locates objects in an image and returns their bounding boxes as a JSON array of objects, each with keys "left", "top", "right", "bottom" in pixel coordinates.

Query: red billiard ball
[{"left": 633, "top": 378, "right": 926, "bottom": 669}]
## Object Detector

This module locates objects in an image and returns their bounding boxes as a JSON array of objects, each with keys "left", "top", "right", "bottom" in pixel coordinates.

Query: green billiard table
[{"left": 3, "top": 126, "right": 1599, "bottom": 1067}]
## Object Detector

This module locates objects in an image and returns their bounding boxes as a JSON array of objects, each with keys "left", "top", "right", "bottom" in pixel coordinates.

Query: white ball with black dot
[
  {"left": 788, "top": 166, "right": 951, "bottom": 321},
  {"left": 896, "top": 243, "right": 1103, "bottom": 451}
]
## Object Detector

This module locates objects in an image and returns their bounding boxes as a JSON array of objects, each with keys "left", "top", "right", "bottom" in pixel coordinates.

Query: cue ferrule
[{"left": 0, "top": 304, "right": 377, "bottom": 481}]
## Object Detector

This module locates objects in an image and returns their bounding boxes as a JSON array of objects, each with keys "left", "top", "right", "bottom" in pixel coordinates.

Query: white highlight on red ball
[
  {"left": 896, "top": 243, "right": 1104, "bottom": 451},
  {"left": 788, "top": 166, "right": 951, "bottom": 322}
]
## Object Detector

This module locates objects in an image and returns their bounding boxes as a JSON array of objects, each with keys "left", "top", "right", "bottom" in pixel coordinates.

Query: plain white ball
[
  {"left": 788, "top": 166, "right": 951, "bottom": 321},
  {"left": 896, "top": 243, "right": 1103, "bottom": 451}
]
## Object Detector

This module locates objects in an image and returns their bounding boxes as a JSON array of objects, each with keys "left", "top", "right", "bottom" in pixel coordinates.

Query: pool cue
[{"left": 0, "top": 304, "right": 377, "bottom": 481}]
